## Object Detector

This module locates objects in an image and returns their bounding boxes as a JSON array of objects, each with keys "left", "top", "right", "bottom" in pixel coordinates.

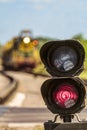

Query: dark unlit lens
[
  {"left": 51, "top": 46, "right": 77, "bottom": 72},
  {"left": 53, "top": 84, "right": 78, "bottom": 108}
]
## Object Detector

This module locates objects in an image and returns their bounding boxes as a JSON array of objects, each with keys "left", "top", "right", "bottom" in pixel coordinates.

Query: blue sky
[{"left": 0, "top": 0, "right": 87, "bottom": 44}]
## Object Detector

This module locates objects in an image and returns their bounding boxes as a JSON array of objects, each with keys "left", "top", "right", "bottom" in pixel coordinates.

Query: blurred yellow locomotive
[{"left": 2, "top": 30, "right": 41, "bottom": 71}]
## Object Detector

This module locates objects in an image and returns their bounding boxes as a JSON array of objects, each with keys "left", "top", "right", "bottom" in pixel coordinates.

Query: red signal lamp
[{"left": 53, "top": 83, "right": 78, "bottom": 109}]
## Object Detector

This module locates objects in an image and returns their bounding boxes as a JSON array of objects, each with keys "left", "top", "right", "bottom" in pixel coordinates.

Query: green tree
[
  {"left": 72, "top": 34, "right": 87, "bottom": 78},
  {"left": 72, "top": 33, "right": 84, "bottom": 40}
]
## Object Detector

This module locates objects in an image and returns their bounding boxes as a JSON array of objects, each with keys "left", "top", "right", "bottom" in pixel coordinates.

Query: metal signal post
[{"left": 40, "top": 40, "right": 87, "bottom": 130}]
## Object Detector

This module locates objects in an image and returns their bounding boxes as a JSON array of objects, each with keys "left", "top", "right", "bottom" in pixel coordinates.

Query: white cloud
[
  {"left": 26, "top": 0, "right": 52, "bottom": 4},
  {"left": 25, "top": 0, "right": 53, "bottom": 10},
  {"left": 32, "top": 0, "right": 51, "bottom": 3},
  {"left": 33, "top": 4, "right": 43, "bottom": 10},
  {"left": 0, "top": 0, "right": 15, "bottom": 3}
]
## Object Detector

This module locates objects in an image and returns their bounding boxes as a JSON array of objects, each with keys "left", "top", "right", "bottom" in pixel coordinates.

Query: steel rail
[{"left": 0, "top": 71, "right": 18, "bottom": 102}]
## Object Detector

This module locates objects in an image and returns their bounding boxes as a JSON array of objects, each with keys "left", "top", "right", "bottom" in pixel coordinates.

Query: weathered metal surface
[{"left": 54, "top": 122, "right": 87, "bottom": 130}]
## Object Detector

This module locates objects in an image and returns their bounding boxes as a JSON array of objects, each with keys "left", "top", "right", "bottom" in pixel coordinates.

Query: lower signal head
[{"left": 41, "top": 78, "right": 86, "bottom": 115}]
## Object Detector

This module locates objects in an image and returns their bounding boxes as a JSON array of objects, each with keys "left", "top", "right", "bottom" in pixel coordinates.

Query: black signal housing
[
  {"left": 40, "top": 40, "right": 85, "bottom": 77},
  {"left": 41, "top": 77, "right": 86, "bottom": 115},
  {"left": 40, "top": 39, "right": 86, "bottom": 117}
]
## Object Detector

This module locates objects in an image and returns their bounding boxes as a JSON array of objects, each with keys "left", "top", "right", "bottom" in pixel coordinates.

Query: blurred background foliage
[
  {"left": 72, "top": 34, "right": 87, "bottom": 79},
  {"left": 0, "top": 33, "right": 87, "bottom": 78}
]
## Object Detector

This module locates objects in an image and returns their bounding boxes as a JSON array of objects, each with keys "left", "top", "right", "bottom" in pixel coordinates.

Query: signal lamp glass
[
  {"left": 51, "top": 46, "right": 77, "bottom": 72},
  {"left": 53, "top": 84, "right": 78, "bottom": 108}
]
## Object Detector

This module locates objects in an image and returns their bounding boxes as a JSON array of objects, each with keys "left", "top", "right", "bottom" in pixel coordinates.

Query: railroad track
[
  {"left": 0, "top": 107, "right": 86, "bottom": 123},
  {"left": 0, "top": 71, "right": 18, "bottom": 103}
]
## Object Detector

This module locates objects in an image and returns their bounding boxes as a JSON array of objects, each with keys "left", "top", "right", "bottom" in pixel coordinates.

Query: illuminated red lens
[{"left": 53, "top": 84, "right": 78, "bottom": 108}]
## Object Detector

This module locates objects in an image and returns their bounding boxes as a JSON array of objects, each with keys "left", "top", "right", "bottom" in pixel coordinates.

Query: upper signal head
[{"left": 40, "top": 40, "right": 85, "bottom": 77}]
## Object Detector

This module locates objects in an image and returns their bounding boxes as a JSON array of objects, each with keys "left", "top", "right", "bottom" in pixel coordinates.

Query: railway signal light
[{"left": 40, "top": 40, "right": 86, "bottom": 122}]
